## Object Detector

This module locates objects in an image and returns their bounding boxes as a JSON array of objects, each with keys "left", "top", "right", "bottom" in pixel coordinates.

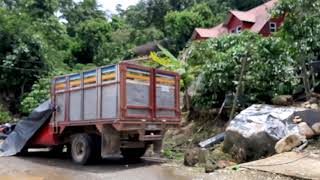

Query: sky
[{"left": 96, "top": 0, "right": 139, "bottom": 13}]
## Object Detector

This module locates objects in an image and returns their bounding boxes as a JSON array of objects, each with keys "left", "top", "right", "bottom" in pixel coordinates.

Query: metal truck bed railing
[{"left": 51, "top": 63, "right": 180, "bottom": 134}]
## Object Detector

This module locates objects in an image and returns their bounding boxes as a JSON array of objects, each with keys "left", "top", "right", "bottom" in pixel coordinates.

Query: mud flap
[{"left": 101, "top": 125, "right": 121, "bottom": 158}]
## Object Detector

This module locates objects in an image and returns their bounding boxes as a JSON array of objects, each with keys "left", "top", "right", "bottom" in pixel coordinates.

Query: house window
[
  {"left": 270, "top": 22, "right": 277, "bottom": 32},
  {"left": 236, "top": 26, "right": 242, "bottom": 33}
]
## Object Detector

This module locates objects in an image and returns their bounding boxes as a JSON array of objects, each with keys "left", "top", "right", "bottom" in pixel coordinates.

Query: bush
[
  {"left": 0, "top": 104, "right": 11, "bottom": 123},
  {"left": 21, "top": 64, "right": 97, "bottom": 114},
  {"left": 20, "top": 76, "right": 51, "bottom": 114},
  {"left": 189, "top": 32, "right": 299, "bottom": 108}
]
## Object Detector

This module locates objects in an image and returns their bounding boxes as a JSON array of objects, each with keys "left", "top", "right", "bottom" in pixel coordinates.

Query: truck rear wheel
[
  {"left": 121, "top": 148, "right": 146, "bottom": 161},
  {"left": 71, "top": 133, "right": 94, "bottom": 165}
]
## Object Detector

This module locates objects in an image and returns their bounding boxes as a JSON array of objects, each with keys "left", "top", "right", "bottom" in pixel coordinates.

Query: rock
[
  {"left": 224, "top": 105, "right": 320, "bottom": 162},
  {"left": 223, "top": 105, "right": 300, "bottom": 162},
  {"left": 310, "top": 103, "right": 319, "bottom": 110},
  {"left": 311, "top": 122, "right": 320, "bottom": 135},
  {"left": 184, "top": 148, "right": 199, "bottom": 166},
  {"left": 275, "top": 134, "right": 304, "bottom": 153},
  {"left": 184, "top": 148, "right": 208, "bottom": 166},
  {"left": 271, "top": 95, "right": 293, "bottom": 106},
  {"left": 198, "top": 148, "right": 209, "bottom": 164},
  {"left": 309, "top": 97, "right": 319, "bottom": 104},
  {"left": 205, "top": 161, "right": 217, "bottom": 173},
  {"left": 298, "top": 122, "right": 315, "bottom": 138},
  {"left": 293, "top": 116, "right": 302, "bottom": 124},
  {"left": 216, "top": 160, "right": 237, "bottom": 169}
]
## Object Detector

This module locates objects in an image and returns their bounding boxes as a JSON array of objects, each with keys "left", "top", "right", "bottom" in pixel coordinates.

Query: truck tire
[
  {"left": 121, "top": 148, "right": 146, "bottom": 161},
  {"left": 71, "top": 133, "right": 94, "bottom": 165}
]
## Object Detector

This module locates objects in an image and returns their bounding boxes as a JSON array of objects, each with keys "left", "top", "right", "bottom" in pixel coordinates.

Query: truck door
[{"left": 121, "top": 63, "right": 180, "bottom": 121}]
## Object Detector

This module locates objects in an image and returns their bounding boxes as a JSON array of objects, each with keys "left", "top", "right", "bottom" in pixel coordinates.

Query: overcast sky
[{"left": 97, "top": 0, "right": 139, "bottom": 13}]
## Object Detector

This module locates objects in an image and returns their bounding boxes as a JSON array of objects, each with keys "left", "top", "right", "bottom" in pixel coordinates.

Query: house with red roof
[{"left": 191, "top": 0, "right": 284, "bottom": 40}]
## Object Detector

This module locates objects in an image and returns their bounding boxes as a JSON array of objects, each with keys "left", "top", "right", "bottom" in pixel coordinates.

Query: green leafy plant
[
  {"left": 0, "top": 104, "right": 11, "bottom": 123},
  {"left": 189, "top": 32, "right": 299, "bottom": 108}
]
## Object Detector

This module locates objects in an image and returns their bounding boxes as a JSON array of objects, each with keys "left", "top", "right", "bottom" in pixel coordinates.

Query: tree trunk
[
  {"left": 229, "top": 58, "right": 248, "bottom": 122},
  {"left": 301, "top": 59, "right": 311, "bottom": 99}
]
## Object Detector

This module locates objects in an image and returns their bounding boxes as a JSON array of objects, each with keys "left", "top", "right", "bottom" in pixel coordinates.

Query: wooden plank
[{"left": 241, "top": 152, "right": 320, "bottom": 179}]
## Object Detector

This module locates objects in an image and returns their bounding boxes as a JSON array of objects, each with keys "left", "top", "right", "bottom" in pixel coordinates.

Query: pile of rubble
[
  {"left": 223, "top": 104, "right": 320, "bottom": 163},
  {"left": 182, "top": 97, "right": 320, "bottom": 174}
]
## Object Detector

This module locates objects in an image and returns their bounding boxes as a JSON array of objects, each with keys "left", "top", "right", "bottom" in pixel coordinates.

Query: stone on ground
[
  {"left": 311, "top": 122, "right": 320, "bottom": 135},
  {"left": 216, "top": 160, "right": 237, "bottom": 169},
  {"left": 184, "top": 148, "right": 199, "bottom": 166},
  {"left": 223, "top": 105, "right": 320, "bottom": 162},
  {"left": 275, "top": 134, "right": 304, "bottom": 153},
  {"left": 271, "top": 95, "right": 293, "bottom": 106},
  {"left": 205, "top": 161, "right": 217, "bottom": 173},
  {"left": 298, "top": 122, "right": 315, "bottom": 138},
  {"left": 184, "top": 148, "right": 208, "bottom": 166}
]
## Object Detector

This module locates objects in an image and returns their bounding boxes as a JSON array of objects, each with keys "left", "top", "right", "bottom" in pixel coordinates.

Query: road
[
  {"left": 0, "top": 151, "right": 203, "bottom": 180},
  {"left": 0, "top": 151, "right": 293, "bottom": 180}
]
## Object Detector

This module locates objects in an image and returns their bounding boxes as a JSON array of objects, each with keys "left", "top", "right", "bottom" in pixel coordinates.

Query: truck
[{"left": 26, "top": 62, "right": 181, "bottom": 164}]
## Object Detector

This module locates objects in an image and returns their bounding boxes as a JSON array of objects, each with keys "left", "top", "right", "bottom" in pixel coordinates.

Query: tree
[
  {"left": 189, "top": 32, "right": 298, "bottom": 108},
  {"left": 164, "top": 3, "right": 219, "bottom": 53},
  {"left": 60, "top": 0, "right": 106, "bottom": 36},
  {"left": 24, "top": 0, "right": 59, "bottom": 19},
  {"left": 121, "top": 1, "right": 149, "bottom": 29},
  {"left": 274, "top": 0, "right": 320, "bottom": 97},
  {"left": 72, "top": 18, "right": 112, "bottom": 64}
]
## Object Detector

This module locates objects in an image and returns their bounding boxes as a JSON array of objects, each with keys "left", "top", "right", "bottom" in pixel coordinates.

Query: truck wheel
[
  {"left": 71, "top": 133, "right": 94, "bottom": 165},
  {"left": 121, "top": 148, "right": 146, "bottom": 161}
]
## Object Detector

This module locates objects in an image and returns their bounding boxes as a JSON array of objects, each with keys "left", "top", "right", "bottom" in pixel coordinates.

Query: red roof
[
  {"left": 192, "top": 0, "right": 279, "bottom": 39},
  {"left": 192, "top": 24, "right": 228, "bottom": 39}
]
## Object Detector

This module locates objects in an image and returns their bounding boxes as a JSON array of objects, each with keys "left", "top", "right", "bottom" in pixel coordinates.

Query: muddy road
[
  {"left": 0, "top": 151, "right": 203, "bottom": 180},
  {"left": 0, "top": 151, "right": 292, "bottom": 180}
]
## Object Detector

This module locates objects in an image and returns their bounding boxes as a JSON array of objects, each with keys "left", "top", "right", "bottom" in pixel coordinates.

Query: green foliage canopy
[{"left": 189, "top": 32, "right": 299, "bottom": 108}]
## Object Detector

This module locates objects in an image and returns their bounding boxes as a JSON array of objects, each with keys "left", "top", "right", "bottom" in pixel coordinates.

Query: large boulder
[{"left": 223, "top": 105, "right": 320, "bottom": 162}]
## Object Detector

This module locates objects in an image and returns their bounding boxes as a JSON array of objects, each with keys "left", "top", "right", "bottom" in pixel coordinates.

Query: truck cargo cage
[{"left": 51, "top": 63, "right": 180, "bottom": 134}]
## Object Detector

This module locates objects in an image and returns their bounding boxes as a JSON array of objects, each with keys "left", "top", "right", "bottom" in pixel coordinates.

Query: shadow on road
[{"left": 18, "top": 150, "right": 164, "bottom": 174}]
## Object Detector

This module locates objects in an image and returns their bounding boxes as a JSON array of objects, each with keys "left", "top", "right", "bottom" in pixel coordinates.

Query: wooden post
[
  {"left": 229, "top": 57, "right": 248, "bottom": 122},
  {"left": 301, "top": 59, "right": 311, "bottom": 99}
]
